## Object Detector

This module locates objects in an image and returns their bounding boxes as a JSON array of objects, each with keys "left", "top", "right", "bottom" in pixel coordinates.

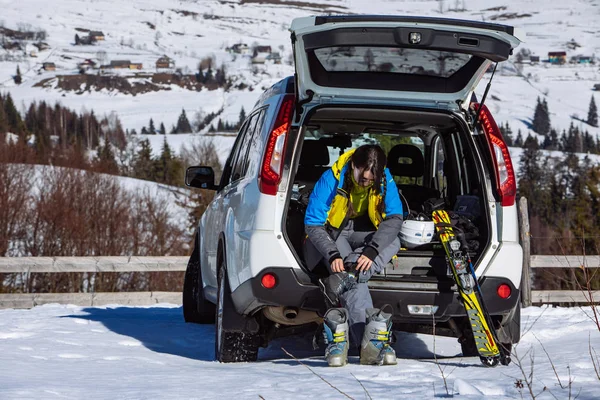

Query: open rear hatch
[{"left": 290, "top": 15, "right": 521, "bottom": 109}]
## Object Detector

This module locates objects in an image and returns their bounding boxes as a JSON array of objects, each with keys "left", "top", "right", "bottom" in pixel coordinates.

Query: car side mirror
[{"left": 185, "top": 166, "right": 217, "bottom": 190}]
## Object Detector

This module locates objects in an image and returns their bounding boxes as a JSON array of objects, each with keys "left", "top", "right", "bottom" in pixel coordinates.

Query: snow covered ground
[{"left": 1, "top": 304, "right": 599, "bottom": 399}]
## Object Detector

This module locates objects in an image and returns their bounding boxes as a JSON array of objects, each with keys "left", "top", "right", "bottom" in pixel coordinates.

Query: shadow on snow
[{"left": 62, "top": 306, "right": 454, "bottom": 364}]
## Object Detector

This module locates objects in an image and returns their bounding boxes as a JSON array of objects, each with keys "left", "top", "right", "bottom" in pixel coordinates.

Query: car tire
[
  {"left": 183, "top": 238, "right": 215, "bottom": 324},
  {"left": 215, "top": 256, "right": 260, "bottom": 363}
]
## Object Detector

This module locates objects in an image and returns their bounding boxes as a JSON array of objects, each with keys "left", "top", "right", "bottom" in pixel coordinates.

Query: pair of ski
[{"left": 431, "top": 210, "right": 510, "bottom": 367}]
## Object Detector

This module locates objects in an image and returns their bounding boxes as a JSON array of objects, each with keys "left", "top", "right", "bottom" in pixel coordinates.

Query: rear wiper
[{"left": 472, "top": 62, "right": 498, "bottom": 129}]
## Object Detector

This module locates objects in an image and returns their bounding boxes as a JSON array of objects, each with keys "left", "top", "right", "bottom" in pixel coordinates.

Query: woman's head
[{"left": 350, "top": 145, "right": 387, "bottom": 192}]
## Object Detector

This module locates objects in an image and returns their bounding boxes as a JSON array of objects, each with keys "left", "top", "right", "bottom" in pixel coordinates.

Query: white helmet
[{"left": 400, "top": 219, "right": 435, "bottom": 249}]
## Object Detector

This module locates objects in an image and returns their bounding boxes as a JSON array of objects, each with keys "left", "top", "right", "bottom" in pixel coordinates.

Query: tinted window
[
  {"left": 220, "top": 121, "right": 250, "bottom": 187},
  {"left": 230, "top": 110, "right": 266, "bottom": 182},
  {"left": 314, "top": 47, "right": 472, "bottom": 78}
]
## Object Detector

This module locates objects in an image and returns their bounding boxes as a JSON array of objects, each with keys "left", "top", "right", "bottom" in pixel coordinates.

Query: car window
[
  {"left": 230, "top": 111, "right": 261, "bottom": 182},
  {"left": 314, "top": 47, "right": 472, "bottom": 78},
  {"left": 245, "top": 109, "right": 267, "bottom": 178},
  {"left": 219, "top": 120, "right": 250, "bottom": 188}
]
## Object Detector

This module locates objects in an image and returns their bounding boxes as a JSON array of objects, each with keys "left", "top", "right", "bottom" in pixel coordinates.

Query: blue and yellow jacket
[{"left": 304, "top": 149, "right": 403, "bottom": 264}]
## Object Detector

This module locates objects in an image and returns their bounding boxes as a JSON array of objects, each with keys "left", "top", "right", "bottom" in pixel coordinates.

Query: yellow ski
[{"left": 432, "top": 210, "right": 501, "bottom": 366}]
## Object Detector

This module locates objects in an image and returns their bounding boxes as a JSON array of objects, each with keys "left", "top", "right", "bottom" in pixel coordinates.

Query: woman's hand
[
  {"left": 330, "top": 258, "right": 345, "bottom": 273},
  {"left": 356, "top": 254, "right": 373, "bottom": 272}
]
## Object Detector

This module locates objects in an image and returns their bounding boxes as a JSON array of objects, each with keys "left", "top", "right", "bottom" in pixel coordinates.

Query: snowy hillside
[
  {"left": 1, "top": 303, "right": 599, "bottom": 399},
  {"left": 0, "top": 0, "right": 598, "bottom": 144}
]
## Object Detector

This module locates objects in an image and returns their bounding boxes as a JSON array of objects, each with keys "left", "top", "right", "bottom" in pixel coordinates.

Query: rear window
[{"left": 314, "top": 47, "right": 472, "bottom": 78}]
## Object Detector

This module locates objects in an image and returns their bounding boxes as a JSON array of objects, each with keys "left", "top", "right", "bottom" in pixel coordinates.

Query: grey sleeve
[
  {"left": 361, "top": 214, "right": 403, "bottom": 261},
  {"left": 305, "top": 225, "right": 342, "bottom": 264}
]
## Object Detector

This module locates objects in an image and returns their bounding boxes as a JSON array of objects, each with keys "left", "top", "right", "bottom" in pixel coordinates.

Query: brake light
[
  {"left": 261, "top": 273, "right": 277, "bottom": 289},
  {"left": 497, "top": 283, "right": 511, "bottom": 299},
  {"left": 259, "top": 95, "right": 295, "bottom": 195},
  {"left": 474, "top": 103, "right": 517, "bottom": 207}
]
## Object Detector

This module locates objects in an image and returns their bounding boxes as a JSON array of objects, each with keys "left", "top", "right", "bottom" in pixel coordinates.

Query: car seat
[
  {"left": 387, "top": 144, "right": 440, "bottom": 213},
  {"left": 295, "top": 140, "right": 330, "bottom": 183}
]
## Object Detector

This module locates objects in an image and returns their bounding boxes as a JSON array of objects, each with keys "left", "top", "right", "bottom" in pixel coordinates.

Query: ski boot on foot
[
  {"left": 322, "top": 308, "right": 349, "bottom": 367},
  {"left": 360, "top": 306, "right": 397, "bottom": 366}
]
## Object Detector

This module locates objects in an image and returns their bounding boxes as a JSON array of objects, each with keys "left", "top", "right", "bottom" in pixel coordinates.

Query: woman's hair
[{"left": 343, "top": 144, "right": 388, "bottom": 214}]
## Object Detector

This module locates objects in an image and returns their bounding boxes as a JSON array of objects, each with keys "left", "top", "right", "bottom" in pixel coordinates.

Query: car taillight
[
  {"left": 261, "top": 273, "right": 277, "bottom": 289},
  {"left": 497, "top": 283, "right": 511, "bottom": 299},
  {"left": 474, "top": 103, "right": 517, "bottom": 207},
  {"left": 259, "top": 94, "right": 295, "bottom": 195}
]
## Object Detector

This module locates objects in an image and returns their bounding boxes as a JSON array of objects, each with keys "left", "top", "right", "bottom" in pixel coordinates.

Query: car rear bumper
[{"left": 231, "top": 267, "right": 520, "bottom": 323}]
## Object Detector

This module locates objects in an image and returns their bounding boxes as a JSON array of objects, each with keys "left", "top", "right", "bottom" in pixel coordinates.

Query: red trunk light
[
  {"left": 259, "top": 94, "right": 295, "bottom": 195},
  {"left": 261, "top": 273, "right": 277, "bottom": 289},
  {"left": 473, "top": 103, "right": 517, "bottom": 207},
  {"left": 497, "top": 283, "right": 511, "bottom": 299}
]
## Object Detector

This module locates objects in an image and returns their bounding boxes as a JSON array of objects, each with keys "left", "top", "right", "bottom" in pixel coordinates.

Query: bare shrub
[
  {"left": 0, "top": 163, "right": 33, "bottom": 256},
  {"left": 0, "top": 163, "right": 189, "bottom": 293}
]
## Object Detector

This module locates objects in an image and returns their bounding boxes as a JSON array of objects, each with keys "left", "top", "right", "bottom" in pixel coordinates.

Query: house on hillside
[
  {"left": 254, "top": 45, "right": 271, "bottom": 55},
  {"left": 3, "top": 41, "right": 22, "bottom": 51},
  {"left": 89, "top": 31, "right": 105, "bottom": 41},
  {"left": 570, "top": 55, "right": 594, "bottom": 64},
  {"left": 110, "top": 60, "right": 131, "bottom": 69},
  {"left": 42, "top": 62, "right": 56, "bottom": 71},
  {"left": 129, "top": 62, "right": 143, "bottom": 70},
  {"left": 155, "top": 55, "right": 175, "bottom": 69},
  {"left": 548, "top": 51, "right": 567, "bottom": 64},
  {"left": 77, "top": 59, "right": 96, "bottom": 71},
  {"left": 229, "top": 43, "right": 250, "bottom": 55},
  {"left": 530, "top": 55, "right": 540, "bottom": 64},
  {"left": 251, "top": 54, "right": 266, "bottom": 64},
  {"left": 266, "top": 52, "right": 282, "bottom": 64},
  {"left": 33, "top": 42, "right": 50, "bottom": 51}
]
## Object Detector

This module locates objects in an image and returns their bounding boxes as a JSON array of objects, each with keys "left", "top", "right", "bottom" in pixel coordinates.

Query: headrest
[
  {"left": 300, "top": 140, "right": 330, "bottom": 166},
  {"left": 387, "top": 144, "right": 424, "bottom": 177}
]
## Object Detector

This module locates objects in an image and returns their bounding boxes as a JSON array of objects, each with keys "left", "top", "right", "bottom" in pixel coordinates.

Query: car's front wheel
[{"left": 215, "top": 255, "right": 260, "bottom": 363}]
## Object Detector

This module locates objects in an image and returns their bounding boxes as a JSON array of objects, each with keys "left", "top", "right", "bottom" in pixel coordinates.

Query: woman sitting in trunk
[{"left": 303, "top": 144, "right": 403, "bottom": 367}]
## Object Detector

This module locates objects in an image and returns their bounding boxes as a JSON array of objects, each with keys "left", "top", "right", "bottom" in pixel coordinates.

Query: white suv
[{"left": 183, "top": 15, "right": 523, "bottom": 363}]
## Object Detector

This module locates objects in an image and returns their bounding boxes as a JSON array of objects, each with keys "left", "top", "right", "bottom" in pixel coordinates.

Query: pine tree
[
  {"left": 149, "top": 118, "right": 156, "bottom": 135},
  {"left": 499, "top": 122, "right": 514, "bottom": 146},
  {"left": 587, "top": 95, "right": 598, "bottom": 127},
  {"left": 132, "top": 139, "right": 156, "bottom": 181},
  {"left": 204, "top": 65, "right": 213, "bottom": 83},
  {"left": 532, "top": 96, "right": 550, "bottom": 135},
  {"left": 95, "top": 135, "right": 119, "bottom": 174},
  {"left": 174, "top": 109, "right": 192, "bottom": 133},
  {"left": 4, "top": 93, "right": 26, "bottom": 137},
  {"left": 159, "top": 122, "right": 166, "bottom": 135},
  {"left": 156, "top": 136, "right": 182, "bottom": 185},
  {"left": 14, "top": 65, "right": 22, "bottom": 85},
  {"left": 141, "top": 126, "right": 148, "bottom": 135},
  {"left": 514, "top": 129, "right": 524, "bottom": 147},
  {"left": 75, "top": 34, "right": 80, "bottom": 45},
  {"left": 0, "top": 97, "right": 8, "bottom": 133},
  {"left": 237, "top": 107, "right": 246, "bottom": 130}
]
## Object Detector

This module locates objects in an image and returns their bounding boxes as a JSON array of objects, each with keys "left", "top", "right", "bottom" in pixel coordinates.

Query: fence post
[{"left": 518, "top": 197, "right": 532, "bottom": 307}]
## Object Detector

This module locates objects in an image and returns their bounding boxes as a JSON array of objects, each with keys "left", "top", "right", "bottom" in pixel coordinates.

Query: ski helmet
[{"left": 400, "top": 218, "right": 435, "bottom": 249}]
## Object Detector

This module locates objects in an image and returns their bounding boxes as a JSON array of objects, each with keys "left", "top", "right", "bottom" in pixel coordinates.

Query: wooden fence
[
  {"left": 0, "top": 198, "right": 597, "bottom": 309},
  {"left": 0, "top": 256, "right": 187, "bottom": 309}
]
